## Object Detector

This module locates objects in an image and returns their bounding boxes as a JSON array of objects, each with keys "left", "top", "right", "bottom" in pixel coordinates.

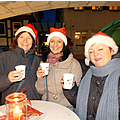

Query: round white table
[{"left": 0, "top": 100, "right": 80, "bottom": 120}]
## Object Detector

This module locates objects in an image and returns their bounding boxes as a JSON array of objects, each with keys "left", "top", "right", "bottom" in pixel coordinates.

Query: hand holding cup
[
  {"left": 8, "top": 70, "right": 23, "bottom": 83},
  {"left": 8, "top": 65, "right": 26, "bottom": 83},
  {"left": 40, "top": 63, "right": 49, "bottom": 76},
  {"left": 37, "top": 62, "right": 49, "bottom": 79},
  {"left": 36, "top": 66, "right": 45, "bottom": 79},
  {"left": 61, "top": 73, "right": 75, "bottom": 89},
  {"left": 15, "top": 65, "right": 26, "bottom": 80}
]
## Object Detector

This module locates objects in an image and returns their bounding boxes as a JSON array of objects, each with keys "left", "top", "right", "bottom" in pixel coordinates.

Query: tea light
[{"left": 13, "top": 105, "right": 22, "bottom": 120}]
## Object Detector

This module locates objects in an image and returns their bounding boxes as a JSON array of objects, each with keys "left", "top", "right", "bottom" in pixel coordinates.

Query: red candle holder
[{"left": 5, "top": 92, "right": 27, "bottom": 120}]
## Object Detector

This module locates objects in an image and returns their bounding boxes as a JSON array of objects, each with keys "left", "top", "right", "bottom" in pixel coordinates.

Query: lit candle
[
  {"left": 13, "top": 106, "right": 22, "bottom": 120},
  {"left": 5, "top": 92, "right": 27, "bottom": 120}
]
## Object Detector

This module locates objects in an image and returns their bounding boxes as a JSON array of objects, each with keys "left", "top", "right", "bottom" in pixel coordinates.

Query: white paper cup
[
  {"left": 64, "top": 73, "right": 74, "bottom": 89},
  {"left": 40, "top": 63, "right": 49, "bottom": 76},
  {"left": 15, "top": 65, "right": 26, "bottom": 80}
]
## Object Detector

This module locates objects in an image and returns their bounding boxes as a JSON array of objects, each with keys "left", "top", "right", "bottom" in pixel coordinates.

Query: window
[
  {"left": 0, "top": 22, "right": 6, "bottom": 36},
  {"left": 91, "top": 32, "right": 96, "bottom": 37},
  {"left": 13, "top": 22, "right": 22, "bottom": 36},
  {"left": 75, "top": 31, "right": 87, "bottom": 45}
]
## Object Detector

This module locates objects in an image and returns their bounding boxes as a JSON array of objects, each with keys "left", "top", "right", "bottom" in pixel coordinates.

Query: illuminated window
[
  {"left": 114, "top": 6, "right": 117, "bottom": 10},
  {"left": 92, "top": 6, "right": 102, "bottom": 10},
  {"left": 74, "top": 7, "right": 79, "bottom": 10},
  {"left": 74, "top": 7, "right": 84, "bottom": 11},
  {"left": 79, "top": 7, "right": 83, "bottom": 10},
  {"left": 91, "top": 32, "right": 96, "bottom": 37},
  {"left": 75, "top": 31, "right": 87, "bottom": 45},
  {"left": 92, "top": 6, "right": 95, "bottom": 10},
  {"left": 109, "top": 6, "right": 118, "bottom": 10},
  {"left": 82, "top": 32, "right": 87, "bottom": 43},
  {"left": 75, "top": 32, "right": 81, "bottom": 39}
]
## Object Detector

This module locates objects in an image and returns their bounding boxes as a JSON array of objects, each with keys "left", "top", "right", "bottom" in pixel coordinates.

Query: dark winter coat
[
  {"left": 0, "top": 47, "right": 42, "bottom": 105},
  {"left": 63, "top": 54, "right": 120, "bottom": 120}
]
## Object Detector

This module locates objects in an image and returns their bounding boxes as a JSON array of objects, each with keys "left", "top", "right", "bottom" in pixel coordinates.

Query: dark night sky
[{"left": 41, "top": 9, "right": 58, "bottom": 23}]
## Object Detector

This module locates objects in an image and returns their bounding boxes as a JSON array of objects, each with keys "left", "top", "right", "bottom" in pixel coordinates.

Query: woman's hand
[
  {"left": 36, "top": 66, "right": 45, "bottom": 79},
  {"left": 61, "top": 76, "right": 64, "bottom": 88},
  {"left": 8, "top": 70, "right": 23, "bottom": 82}
]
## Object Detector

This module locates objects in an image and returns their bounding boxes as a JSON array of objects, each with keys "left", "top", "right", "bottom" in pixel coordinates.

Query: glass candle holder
[{"left": 5, "top": 92, "right": 27, "bottom": 120}]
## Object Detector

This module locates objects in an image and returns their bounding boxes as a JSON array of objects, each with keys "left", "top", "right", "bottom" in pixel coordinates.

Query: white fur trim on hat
[
  {"left": 85, "top": 58, "right": 90, "bottom": 66},
  {"left": 84, "top": 35, "right": 118, "bottom": 66},
  {"left": 47, "top": 32, "right": 67, "bottom": 46},
  {"left": 15, "top": 26, "right": 35, "bottom": 40}
]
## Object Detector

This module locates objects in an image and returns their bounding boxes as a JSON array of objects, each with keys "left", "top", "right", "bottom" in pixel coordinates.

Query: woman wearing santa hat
[
  {"left": 61, "top": 31, "right": 120, "bottom": 120},
  {"left": 35, "top": 27, "right": 82, "bottom": 110},
  {"left": 0, "top": 23, "right": 42, "bottom": 105}
]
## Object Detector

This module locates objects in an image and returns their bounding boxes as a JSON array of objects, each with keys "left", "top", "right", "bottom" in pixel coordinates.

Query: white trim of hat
[
  {"left": 84, "top": 35, "right": 118, "bottom": 66},
  {"left": 15, "top": 26, "right": 36, "bottom": 40},
  {"left": 47, "top": 32, "right": 67, "bottom": 46}
]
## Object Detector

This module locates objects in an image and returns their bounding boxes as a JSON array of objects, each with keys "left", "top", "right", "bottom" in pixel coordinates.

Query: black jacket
[{"left": 0, "top": 47, "right": 42, "bottom": 105}]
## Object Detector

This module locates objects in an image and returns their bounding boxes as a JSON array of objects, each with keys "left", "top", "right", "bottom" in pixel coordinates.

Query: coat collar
[{"left": 14, "top": 46, "right": 34, "bottom": 59}]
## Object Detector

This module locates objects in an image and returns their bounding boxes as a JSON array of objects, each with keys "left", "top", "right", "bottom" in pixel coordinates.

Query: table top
[{"left": 0, "top": 100, "right": 80, "bottom": 120}]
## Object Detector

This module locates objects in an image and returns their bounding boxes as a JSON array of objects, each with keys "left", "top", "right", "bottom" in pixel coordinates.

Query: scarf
[
  {"left": 48, "top": 52, "right": 63, "bottom": 65},
  {"left": 76, "top": 58, "right": 120, "bottom": 120}
]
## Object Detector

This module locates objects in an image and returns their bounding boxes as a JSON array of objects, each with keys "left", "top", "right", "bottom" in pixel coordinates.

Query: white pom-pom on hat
[{"left": 84, "top": 31, "right": 118, "bottom": 66}]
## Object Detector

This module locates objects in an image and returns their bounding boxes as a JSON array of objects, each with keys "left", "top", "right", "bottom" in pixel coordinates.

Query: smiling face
[
  {"left": 17, "top": 32, "right": 33, "bottom": 53},
  {"left": 49, "top": 36, "right": 64, "bottom": 54},
  {"left": 88, "top": 43, "right": 113, "bottom": 67}
]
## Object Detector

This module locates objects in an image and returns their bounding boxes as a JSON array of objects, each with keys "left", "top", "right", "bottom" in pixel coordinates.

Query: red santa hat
[
  {"left": 85, "top": 31, "right": 118, "bottom": 66},
  {"left": 47, "top": 27, "right": 67, "bottom": 46},
  {"left": 15, "top": 24, "right": 38, "bottom": 45}
]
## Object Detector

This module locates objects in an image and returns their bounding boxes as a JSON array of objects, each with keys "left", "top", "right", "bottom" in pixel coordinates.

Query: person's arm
[
  {"left": 63, "top": 82, "right": 78, "bottom": 108},
  {"left": 0, "top": 54, "right": 13, "bottom": 92},
  {"left": 35, "top": 66, "right": 46, "bottom": 94},
  {"left": 35, "top": 77, "right": 46, "bottom": 94},
  {"left": 70, "top": 58, "right": 82, "bottom": 86}
]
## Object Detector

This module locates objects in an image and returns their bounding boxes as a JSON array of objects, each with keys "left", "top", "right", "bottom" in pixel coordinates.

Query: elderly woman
[
  {"left": 61, "top": 31, "right": 120, "bottom": 120},
  {"left": 0, "top": 24, "right": 42, "bottom": 105},
  {"left": 35, "top": 27, "right": 82, "bottom": 110}
]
